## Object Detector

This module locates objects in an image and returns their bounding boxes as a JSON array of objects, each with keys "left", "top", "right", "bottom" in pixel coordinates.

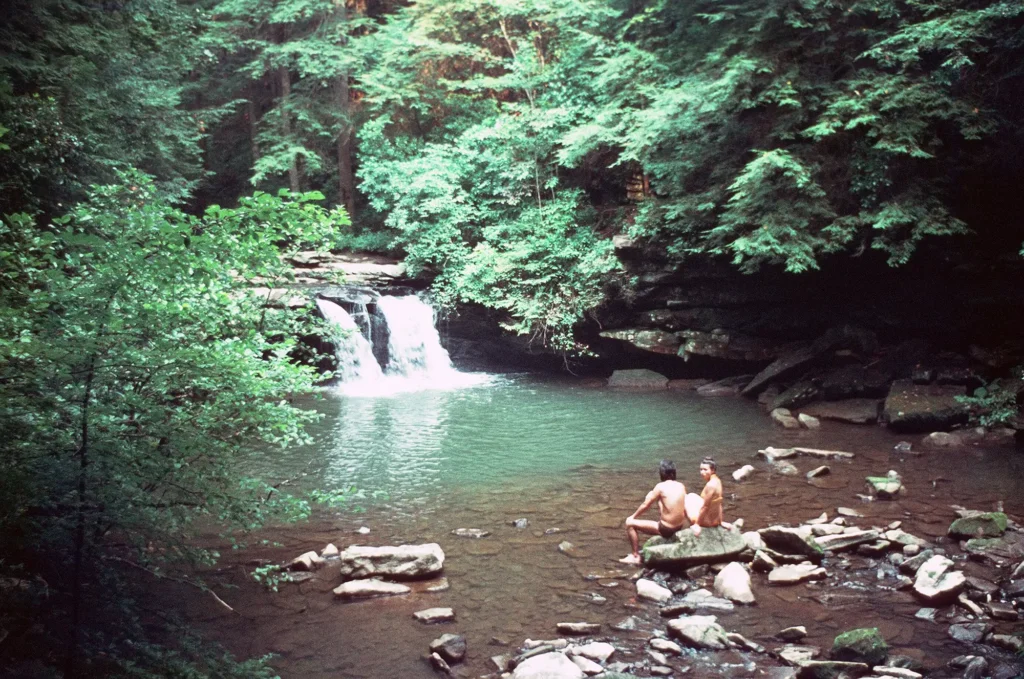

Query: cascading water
[
  {"left": 317, "top": 295, "right": 491, "bottom": 396},
  {"left": 315, "top": 299, "right": 384, "bottom": 383}
]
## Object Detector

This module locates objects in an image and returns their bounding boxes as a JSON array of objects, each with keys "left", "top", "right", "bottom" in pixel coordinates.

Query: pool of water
[{"left": 176, "top": 375, "right": 1024, "bottom": 678}]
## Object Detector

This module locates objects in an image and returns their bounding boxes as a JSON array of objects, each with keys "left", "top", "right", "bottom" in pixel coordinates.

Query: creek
[{"left": 169, "top": 298, "right": 1024, "bottom": 678}]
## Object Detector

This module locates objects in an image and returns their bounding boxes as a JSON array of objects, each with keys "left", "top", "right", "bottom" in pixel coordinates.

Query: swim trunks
[{"left": 659, "top": 521, "right": 682, "bottom": 539}]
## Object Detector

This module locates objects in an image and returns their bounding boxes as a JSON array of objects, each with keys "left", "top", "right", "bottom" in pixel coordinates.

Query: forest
[{"left": 2, "top": 0, "right": 1024, "bottom": 676}]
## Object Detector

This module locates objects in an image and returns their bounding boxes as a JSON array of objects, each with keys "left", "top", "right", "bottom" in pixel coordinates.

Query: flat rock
[
  {"left": 769, "top": 562, "right": 828, "bottom": 585},
  {"left": 806, "top": 465, "right": 831, "bottom": 479},
  {"left": 795, "top": 660, "right": 871, "bottom": 678},
  {"left": 512, "top": 652, "right": 585, "bottom": 679},
  {"left": 778, "top": 626, "right": 808, "bottom": 642},
  {"left": 792, "top": 447, "right": 855, "bottom": 460},
  {"left": 642, "top": 526, "right": 746, "bottom": 568},
  {"left": 815, "top": 529, "right": 881, "bottom": 553},
  {"left": 802, "top": 399, "right": 881, "bottom": 424},
  {"left": 947, "top": 622, "right": 991, "bottom": 644},
  {"left": 831, "top": 628, "right": 888, "bottom": 666},
  {"left": 572, "top": 642, "right": 616, "bottom": 663},
  {"left": 867, "top": 474, "right": 903, "bottom": 500},
  {"left": 985, "top": 601, "right": 1019, "bottom": 620},
  {"left": 882, "top": 380, "right": 969, "bottom": 433},
  {"left": 289, "top": 551, "right": 324, "bottom": 571},
  {"left": 884, "top": 529, "right": 926, "bottom": 547},
  {"left": 679, "top": 588, "right": 735, "bottom": 612},
  {"left": 697, "top": 374, "right": 754, "bottom": 396},
  {"left": 636, "top": 578, "right": 673, "bottom": 603},
  {"left": 430, "top": 652, "right": 451, "bottom": 675},
  {"left": 338, "top": 543, "right": 444, "bottom": 579},
  {"left": 742, "top": 345, "right": 820, "bottom": 397},
  {"left": 650, "top": 638, "right": 682, "bottom": 655},
  {"left": 836, "top": 507, "right": 863, "bottom": 518},
  {"left": 556, "top": 622, "right": 601, "bottom": 635},
  {"left": 666, "top": 615, "right": 730, "bottom": 650},
  {"left": 601, "top": 330, "right": 681, "bottom": 356},
  {"left": 333, "top": 578, "right": 411, "bottom": 599},
  {"left": 452, "top": 528, "right": 490, "bottom": 538},
  {"left": 948, "top": 512, "right": 1007, "bottom": 539},
  {"left": 569, "top": 655, "right": 604, "bottom": 676},
  {"left": 759, "top": 526, "right": 824, "bottom": 561},
  {"left": 753, "top": 549, "right": 780, "bottom": 572},
  {"left": 798, "top": 413, "right": 821, "bottom": 429},
  {"left": 728, "top": 632, "right": 766, "bottom": 653},
  {"left": 415, "top": 607, "right": 455, "bottom": 623},
  {"left": 733, "top": 464, "right": 756, "bottom": 482},
  {"left": 607, "top": 369, "right": 669, "bottom": 389},
  {"left": 777, "top": 645, "right": 821, "bottom": 665},
  {"left": 913, "top": 555, "right": 965, "bottom": 604},
  {"left": 772, "top": 408, "right": 801, "bottom": 429},
  {"left": 714, "top": 562, "right": 755, "bottom": 603},
  {"left": 758, "top": 446, "right": 799, "bottom": 460},
  {"left": 430, "top": 633, "right": 467, "bottom": 664}
]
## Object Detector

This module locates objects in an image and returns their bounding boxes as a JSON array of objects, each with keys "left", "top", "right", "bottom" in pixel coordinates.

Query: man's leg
[
  {"left": 621, "top": 517, "right": 660, "bottom": 564},
  {"left": 685, "top": 493, "right": 704, "bottom": 524}
]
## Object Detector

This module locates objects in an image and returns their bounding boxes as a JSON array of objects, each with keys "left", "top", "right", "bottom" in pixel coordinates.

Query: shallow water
[{"left": 176, "top": 376, "right": 1024, "bottom": 678}]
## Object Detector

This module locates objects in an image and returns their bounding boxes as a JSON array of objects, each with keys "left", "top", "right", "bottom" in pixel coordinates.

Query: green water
[{"left": 254, "top": 375, "right": 770, "bottom": 511}]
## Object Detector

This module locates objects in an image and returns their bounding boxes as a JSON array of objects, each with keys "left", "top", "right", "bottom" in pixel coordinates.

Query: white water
[
  {"left": 318, "top": 295, "right": 493, "bottom": 397},
  {"left": 315, "top": 299, "right": 384, "bottom": 384}
]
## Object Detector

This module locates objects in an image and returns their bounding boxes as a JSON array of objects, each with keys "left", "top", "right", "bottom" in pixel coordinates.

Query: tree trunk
[
  {"left": 278, "top": 65, "right": 300, "bottom": 194},
  {"left": 246, "top": 79, "right": 261, "bottom": 165},
  {"left": 334, "top": 1, "right": 355, "bottom": 217}
]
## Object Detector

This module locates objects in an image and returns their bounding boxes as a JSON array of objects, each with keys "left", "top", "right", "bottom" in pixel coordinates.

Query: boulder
[
  {"left": 733, "top": 464, "right": 756, "bottom": 482},
  {"left": 600, "top": 330, "right": 681, "bottom": 356},
  {"left": 831, "top": 628, "right": 888, "bottom": 666},
  {"left": 758, "top": 446, "right": 799, "bottom": 460},
  {"left": 641, "top": 526, "right": 747, "bottom": 568},
  {"left": 512, "top": 652, "right": 585, "bottom": 679},
  {"left": 913, "top": 555, "right": 965, "bottom": 604},
  {"left": 332, "top": 578, "right": 411, "bottom": 599},
  {"left": 607, "top": 369, "right": 669, "bottom": 389},
  {"left": 635, "top": 578, "right": 673, "bottom": 603},
  {"left": 814, "top": 529, "right": 881, "bottom": 553},
  {"left": 820, "top": 365, "right": 890, "bottom": 400},
  {"left": 666, "top": 615, "right": 730, "bottom": 650},
  {"left": 714, "top": 562, "right": 755, "bottom": 603},
  {"left": 758, "top": 526, "right": 825, "bottom": 562},
  {"left": 798, "top": 413, "right": 821, "bottom": 429},
  {"left": 948, "top": 512, "right": 1008, "bottom": 539},
  {"left": 338, "top": 543, "right": 444, "bottom": 580},
  {"left": 801, "top": 399, "right": 882, "bottom": 424},
  {"left": 882, "top": 380, "right": 969, "bottom": 433},
  {"left": 430, "top": 634, "right": 467, "bottom": 664},
  {"left": 415, "top": 607, "right": 455, "bottom": 624},
  {"left": 768, "top": 562, "right": 827, "bottom": 585},
  {"left": 771, "top": 408, "right": 802, "bottom": 429}
]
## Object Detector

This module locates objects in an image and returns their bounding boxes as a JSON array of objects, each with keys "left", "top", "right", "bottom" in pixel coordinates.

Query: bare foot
[{"left": 618, "top": 554, "right": 641, "bottom": 565}]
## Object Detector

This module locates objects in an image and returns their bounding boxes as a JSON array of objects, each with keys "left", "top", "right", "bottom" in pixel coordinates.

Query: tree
[{"left": 0, "top": 173, "right": 350, "bottom": 677}]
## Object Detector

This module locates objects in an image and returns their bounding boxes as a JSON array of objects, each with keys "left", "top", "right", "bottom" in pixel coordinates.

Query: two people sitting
[{"left": 619, "top": 457, "right": 724, "bottom": 566}]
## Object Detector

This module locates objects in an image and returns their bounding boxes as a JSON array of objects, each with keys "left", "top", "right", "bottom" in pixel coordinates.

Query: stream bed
[{"left": 169, "top": 375, "right": 1024, "bottom": 678}]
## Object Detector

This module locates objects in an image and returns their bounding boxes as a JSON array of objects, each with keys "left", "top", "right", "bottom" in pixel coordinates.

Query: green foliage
[
  {"left": 0, "top": 173, "right": 349, "bottom": 675},
  {"left": 959, "top": 366, "right": 1024, "bottom": 428}
]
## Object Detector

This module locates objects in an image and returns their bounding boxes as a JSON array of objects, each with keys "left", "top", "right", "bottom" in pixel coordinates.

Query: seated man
[
  {"left": 620, "top": 460, "right": 687, "bottom": 565},
  {"left": 686, "top": 457, "right": 725, "bottom": 536}
]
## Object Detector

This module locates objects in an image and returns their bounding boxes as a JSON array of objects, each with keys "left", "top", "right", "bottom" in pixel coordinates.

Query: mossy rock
[
  {"left": 642, "top": 527, "right": 746, "bottom": 568},
  {"left": 948, "top": 512, "right": 1007, "bottom": 539},
  {"left": 831, "top": 627, "right": 888, "bottom": 666}
]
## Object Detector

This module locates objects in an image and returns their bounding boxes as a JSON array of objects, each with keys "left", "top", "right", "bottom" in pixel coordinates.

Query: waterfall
[
  {"left": 317, "top": 294, "right": 491, "bottom": 396},
  {"left": 315, "top": 299, "right": 384, "bottom": 383}
]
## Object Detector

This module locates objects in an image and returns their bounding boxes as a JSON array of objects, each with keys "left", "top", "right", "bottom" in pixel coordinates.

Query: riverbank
[{"left": 157, "top": 381, "right": 1023, "bottom": 679}]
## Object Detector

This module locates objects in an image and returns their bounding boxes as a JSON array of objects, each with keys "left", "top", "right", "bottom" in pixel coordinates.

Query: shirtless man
[
  {"left": 619, "top": 460, "right": 687, "bottom": 565},
  {"left": 687, "top": 457, "right": 724, "bottom": 537}
]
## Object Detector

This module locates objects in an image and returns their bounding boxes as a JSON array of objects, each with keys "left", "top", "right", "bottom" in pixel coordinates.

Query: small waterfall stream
[{"left": 317, "top": 294, "right": 489, "bottom": 395}]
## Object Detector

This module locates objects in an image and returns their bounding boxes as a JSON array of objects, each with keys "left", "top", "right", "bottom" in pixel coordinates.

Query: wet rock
[
  {"left": 836, "top": 507, "right": 863, "bottom": 518},
  {"left": 882, "top": 380, "right": 969, "bottom": 433},
  {"left": 984, "top": 601, "right": 1018, "bottom": 620},
  {"left": 806, "top": 465, "right": 831, "bottom": 479},
  {"left": 647, "top": 649, "right": 669, "bottom": 666},
  {"left": 913, "top": 555, "right": 965, "bottom": 604},
  {"left": 332, "top": 578, "right": 411, "bottom": 599},
  {"left": 452, "top": 528, "right": 490, "bottom": 538},
  {"left": 697, "top": 375, "right": 755, "bottom": 396},
  {"left": 491, "top": 654, "right": 513, "bottom": 672},
  {"left": 611, "top": 616, "right": 642, "bottom": 631},
  {"left": 812, "top": 524, "right": 846, "bottom": 537},
  {"left": 872, "top": 668, "right": 922, "bottom": 679},
  {"left": 728, "top": 632, "right": 766, "bottom": 653},
  {"left": 677, "top": 330, "right": 784, "bottom": 362},
  {"left": 774, "top": 461, "right": 800, "bottom": 475},
  {"left": 960, "top": 656, "right": 988, "bottom": 679},
  {"left": 989, "top": 634, "right": 1024, "bottom": 653},
  {"left": 778, "top": 626, "right": 808, "bottom": 642},
  {"left": 338, "top": 543, "right": 445, "bottom": 579},
  {"left": 964, "top": 575, "right": 999, "bottom": 596},
  {"left": 569, "top": 654, "right": 604, "bottom": 676},
  {"left": 898, "top": 550, "right": 935, "bottom": 575},
  {"left": 914, "top": 608, "right": 938, "bottom": 622},
  {"left": 733, "top": 465, "right": 756, "bottom": 482},
  {"left": 857, "top": 540, "right": 892, "bottom": 557},
  {"left": 572, "top": 642, "right": 615, "bottom": 664},
  {"left": 866, "top": 472, "right": 903, "bottom": 500},
  {"left": 947, "top": 622, "right": 991, "bottom": 644},
  {"left": 602, "top": 330, "right": 681, "bottom": 356},
  {"left": 430, "top": 633, "right": 467, "bottom": 664},
  {"left": 771, "top": 408, "right": 802, "bottom": 429},
  {"left": 649, "top": 666, "right": 673, "bottom": 677},
  {"left": 921, "top": 432, "right": 964, "bottom": 449},
  {"left": 714, "top": 562, "right": 755, "bottom": 603},
  {"left": 795, "top": 660, "right": 871, "bottom": 679},
  {"left": 666, "top": 614, "right": 730, "bottom": 650},
  {"left": 759, "top": 526, "right": 825, "bottom": 562},
  {"left": 884, "top": 529, "right": 926, "bottom": 547},
  {"left": 321, "top": 543, "right": 339, "bottom": 558},
  {"left": 642, "top": 526, "right": 747, "bottom": 568},
  {"left": 512, "top": 518, "right": 530, "bottom": 528},
  {"left": 512, "top": 652, "right": 585, "bottom": 679},
  {"left": 758, "top": 446, "right": 799, "bottom": 460},
  {"left": 903, "top": 544, "right": 920, "bottom": 556},
  {"left": 957, "top": 593, "right": 984, "bottom": 617},
  {"left": 777, "top": 645, "right": 821, "bottom": 665},
  {"left": 815, "top": 529, "right": 881, "bottom": 553},
  {"left": 415, "top": 607, "right": 456, "bottom": 624},
  {"left": 792, "top": 447, "right": 855, "bottom": 459},
  {"left": 948, "top": 512, "right": 1008, "bottom": 539},
  {"left": 679, "top": 588, "right": 735, "bottom": 612},
  {"left": 430, "top": 651, "right": 451, "bottom": 675},
  {"left": 289, "top": 550, "right": 325, "bottom": 571},
  {"left": 831, "top": 628, "right": 888, "bottom": 666},
  {"left": 768, "top": 562, "right": 828, "bottom": 585},
  {"left": 650, "top": 638, "right": 683, "bottom": 656},
  {"left": 753, "top": 550, "right": 780, "bottom": 572},
  {"left": 743, "top": 531, "right": 766, "bottom": 551},
  {"left": 636, "top": 578, "right": 673, "bottom": 603},
  {"left": 607, "top": 369, "right": 669, "bottom": 389},
  {"left": 667, "top": 378, "right": 713, "bottom": 390},
  {"left": 802, "top": 399, "right": 882, "bottom": 424},
  {"left": 425, "top": 578, "right": 450, "bottom": 593},
  {"left": 771, "top": 381, "right": 821, "bottom": 411},
  {"left": 558, "top": 541, "right": 577, "bottom": 556},
  {"left": 820, "top": 365, "right": 890, "bottom": 400},
  {"left": 556, "top": 622, "right": 601, "bottom": 635},
  {"left": 806, "top": 513, "right": 829, "bottom": 525}
]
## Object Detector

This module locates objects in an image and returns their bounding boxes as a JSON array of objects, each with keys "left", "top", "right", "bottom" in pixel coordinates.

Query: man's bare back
[{"left": 620, "top": 460, "right": 688, "bottom": 565}]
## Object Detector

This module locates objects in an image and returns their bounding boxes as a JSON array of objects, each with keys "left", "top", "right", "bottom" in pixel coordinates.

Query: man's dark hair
[
  {"left": 659, "top": 459, "right": 676, "bottom": 481},
  {"left": 701, "top": 457, "right": 717, "bottom": 473}
]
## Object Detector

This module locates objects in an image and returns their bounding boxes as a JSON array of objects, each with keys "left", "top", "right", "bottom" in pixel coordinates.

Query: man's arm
[{"left": 630, "top": 488, "right": 660, "bottom": 520}]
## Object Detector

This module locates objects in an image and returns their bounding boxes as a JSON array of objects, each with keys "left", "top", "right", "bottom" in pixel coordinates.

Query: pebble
[
  {"left": 511, "top": 518, "right": 530, "bottom": 528},
  {"left": 837, "top": 507, "right": 863, "bottom": 518},
  {"left": 903, "top": 544, "right": 921, "bottom": 556},
  {"left": 650, "top": 665, "right": 674, "bottom": 676},
  {"left": 357, "top": 526, "right": 371, "bottom": 534},
  {"left": 414, "top": 607, "right": 455, "bottom": 624}
]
